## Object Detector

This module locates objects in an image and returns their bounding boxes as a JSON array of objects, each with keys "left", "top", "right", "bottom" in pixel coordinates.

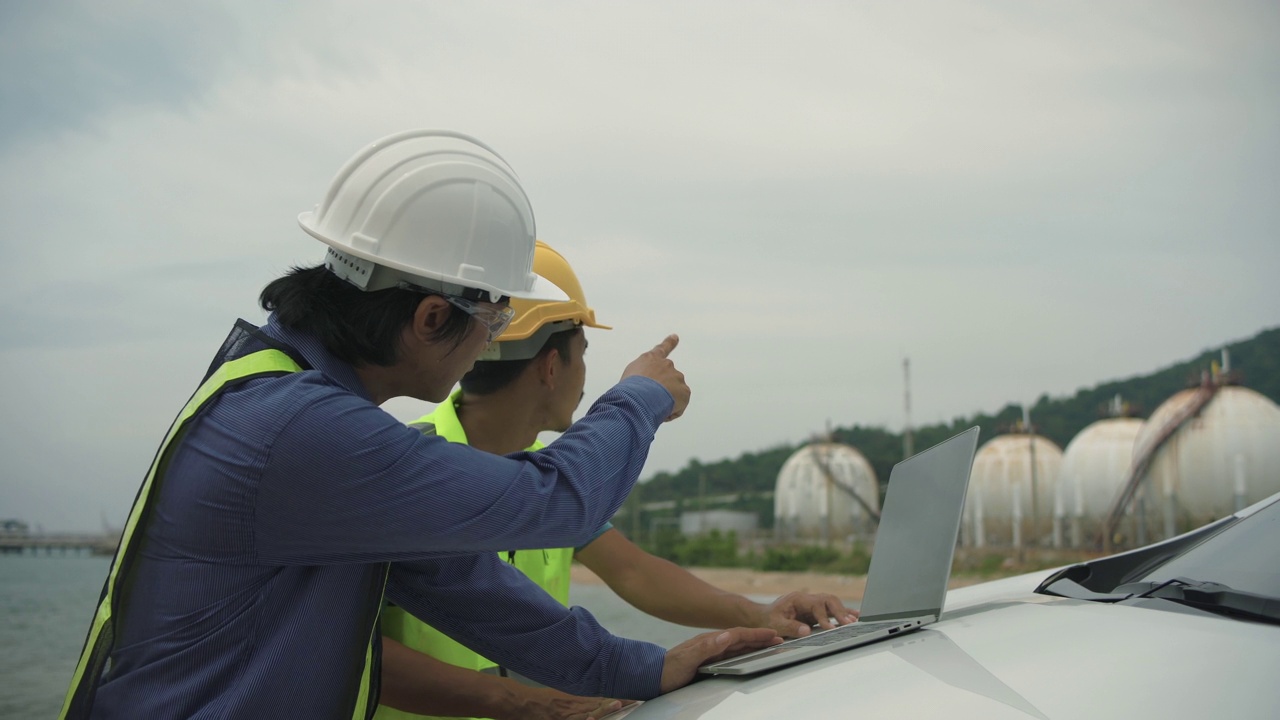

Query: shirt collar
[{"left": 260, "top": 314, "right": 373, "bottom": 402}]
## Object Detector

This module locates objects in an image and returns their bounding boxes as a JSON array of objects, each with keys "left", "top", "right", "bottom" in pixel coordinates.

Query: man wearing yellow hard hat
[{"left": 376, "top": 242, "right": 858, "bottom": 720}]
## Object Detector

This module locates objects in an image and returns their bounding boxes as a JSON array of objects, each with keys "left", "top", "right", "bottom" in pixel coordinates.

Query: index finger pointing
[{"left": 651, "top": 334, "right": 679, "bottom": 358}]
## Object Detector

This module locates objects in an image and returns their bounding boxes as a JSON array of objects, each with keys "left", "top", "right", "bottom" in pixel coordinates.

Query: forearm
[
  {"left": 581, "top": 531, "right": 768, "bottom": 630},
  {"left": 380, "top": 637, "right": 522, "bottom": 719},
  {"left": 612, "top": 558, "right": 766, "bottom": 629}
]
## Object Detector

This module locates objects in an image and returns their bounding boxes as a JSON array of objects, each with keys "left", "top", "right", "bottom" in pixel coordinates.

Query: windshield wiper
[{"left": 1114, "top": 577, "right": 1280, "bottom": 625}]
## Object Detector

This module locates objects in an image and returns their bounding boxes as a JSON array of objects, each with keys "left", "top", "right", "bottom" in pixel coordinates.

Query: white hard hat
[{"left": 298, "top": 129, "right": 568, "bottom": 303}]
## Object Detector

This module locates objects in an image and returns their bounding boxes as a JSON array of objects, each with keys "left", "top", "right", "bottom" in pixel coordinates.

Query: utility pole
[{"left": 902, "top": 357, "right": 914, "bottom": 459}]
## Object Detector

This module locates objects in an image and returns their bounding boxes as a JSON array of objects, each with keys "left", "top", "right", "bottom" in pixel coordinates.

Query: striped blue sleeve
[
  {"left": 253, "top": 376, "right": 673, "bottom": 564},
  {"left": 576, "top": 520, "right": 614, "bottom": 552}
]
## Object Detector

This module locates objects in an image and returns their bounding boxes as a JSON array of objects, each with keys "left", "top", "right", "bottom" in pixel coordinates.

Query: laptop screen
[{"left": 858, "top": 427, "right": 979, "bottom": 621}]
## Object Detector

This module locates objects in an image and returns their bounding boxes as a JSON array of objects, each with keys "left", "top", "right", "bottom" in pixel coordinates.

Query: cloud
[
  {"left": 0, "top": 1, "right": 250, "bottom": 150},
  {"left": 1, "top": 0, "right": 1277, "bottom": 531}
]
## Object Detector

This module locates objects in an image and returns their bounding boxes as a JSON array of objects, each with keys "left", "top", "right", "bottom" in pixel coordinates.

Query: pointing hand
[{"left": 621, "top": 334, "right": 690, "bottom": 421}]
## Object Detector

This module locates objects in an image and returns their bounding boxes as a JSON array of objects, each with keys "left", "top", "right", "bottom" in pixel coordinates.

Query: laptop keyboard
[
  {"left": 702, "top": 620, "right": 913, "bottom": 671},
  {"left": 779, "top": 620, "right": 903, "bottom": 648}
]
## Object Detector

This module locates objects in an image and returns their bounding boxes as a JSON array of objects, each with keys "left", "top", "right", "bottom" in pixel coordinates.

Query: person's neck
[
  {"left": 353, "top": 363, "right": 400, "bottom": 406},
  {"left": 454, "top": 390, "right": 544, "bottom": 455}
]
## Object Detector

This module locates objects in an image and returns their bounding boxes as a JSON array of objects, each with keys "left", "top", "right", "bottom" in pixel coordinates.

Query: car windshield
[{"left": 1138, "top": 496, "right": 1280, "bottom": 599}]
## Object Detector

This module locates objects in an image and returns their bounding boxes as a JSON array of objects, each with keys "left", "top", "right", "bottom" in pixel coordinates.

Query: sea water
[
  {"left": 1, "top": 555, "right": 108, "bottom": 718},
  {"left": 0, "top": 556, "right": 705, "bottom": 717}
]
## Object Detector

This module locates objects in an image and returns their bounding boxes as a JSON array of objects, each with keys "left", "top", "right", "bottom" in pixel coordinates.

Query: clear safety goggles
[{"left": 443, "top": 295, "right": 515, "bottom": 343}]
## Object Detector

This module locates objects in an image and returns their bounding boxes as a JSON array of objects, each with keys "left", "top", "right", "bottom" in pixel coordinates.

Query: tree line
[{"left": 622, "top": 325, "right": 1280, "bottom": 532}]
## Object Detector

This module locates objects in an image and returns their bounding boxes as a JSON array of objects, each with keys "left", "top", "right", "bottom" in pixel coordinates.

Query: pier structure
[{"left": 0, "top": 533, "right": 119, "bottom": 556}]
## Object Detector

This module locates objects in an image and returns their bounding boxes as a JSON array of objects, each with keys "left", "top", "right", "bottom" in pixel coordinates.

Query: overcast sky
[{"left": 2, "top": 1, "right": 1277, "bottom": 532}]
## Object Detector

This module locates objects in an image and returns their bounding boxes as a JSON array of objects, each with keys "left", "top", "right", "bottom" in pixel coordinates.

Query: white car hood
[{"left": 621, "top": 583, "right": 1280, "bottom": 719}]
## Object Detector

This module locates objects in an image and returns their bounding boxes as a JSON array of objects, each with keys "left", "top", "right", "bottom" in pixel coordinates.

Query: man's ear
[
  {"left": 538, "top": 348, "right": 561, "bottom": 389},
  {"left": 411, "top": 295, "right": 453, "bottom": 343}
]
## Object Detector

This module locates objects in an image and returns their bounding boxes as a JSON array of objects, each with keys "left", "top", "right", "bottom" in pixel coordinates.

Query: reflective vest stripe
[{"left": 59, "top": 349, "right": 389, "bottom": 718}]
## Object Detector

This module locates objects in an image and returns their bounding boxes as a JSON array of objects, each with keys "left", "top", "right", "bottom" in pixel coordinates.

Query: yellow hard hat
[{"left": 478, "top": 240, "right": 610, "bottom": 361}]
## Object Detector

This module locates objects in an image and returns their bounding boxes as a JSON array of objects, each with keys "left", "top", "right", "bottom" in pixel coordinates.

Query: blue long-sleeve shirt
[{"left": 89, "top": 317, "right": 671, "bottom": 719}]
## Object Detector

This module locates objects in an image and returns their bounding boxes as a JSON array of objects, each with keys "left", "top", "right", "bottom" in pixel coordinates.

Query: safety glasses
[{"left": 442, "top": 295, "right": 515, "bottom": 343}]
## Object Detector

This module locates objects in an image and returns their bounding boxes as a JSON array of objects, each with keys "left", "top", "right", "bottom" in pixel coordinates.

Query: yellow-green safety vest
[
  {"left": 60, "top": 339, "right": 388, "bottom": 720},
  {"left": 375, "top": 394, "right": 574, "bottom": 720}
]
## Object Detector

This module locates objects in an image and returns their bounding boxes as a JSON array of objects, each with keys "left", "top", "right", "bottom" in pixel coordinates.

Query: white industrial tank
[
  {"left": 1129, "top": 385, "right": 1280, "bottom": 540},
  {"left": 963, "top": 433, "right": 1063, "bottom": 548},
  {"left": 774, "top": 442, "right": 879, "bottom": 542},
  {"left": 1058, "top": 417, "right": 1144, "bottom": 548}
]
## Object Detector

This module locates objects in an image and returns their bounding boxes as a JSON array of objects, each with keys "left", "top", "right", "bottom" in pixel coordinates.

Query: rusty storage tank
[
  {"left": 1126, "top": 385, "right": 1280, "bottom": 542},
  {"left": 774, "top": 442, "right": 880, "bottom": 543},
  {"left": 962, "top": 433, "right": 1063, "bottom": 548},
  {"left": 1058, "top": 417, "right": 1144, "bottom": 548}
]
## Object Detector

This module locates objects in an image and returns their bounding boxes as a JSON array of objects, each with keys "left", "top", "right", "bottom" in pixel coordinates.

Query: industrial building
[
  {"left": 764, "top": 355, "right": 1280, "bottom": 554},
  {"left": 679, "top": 510, "right": 759, "bottom": 537}
]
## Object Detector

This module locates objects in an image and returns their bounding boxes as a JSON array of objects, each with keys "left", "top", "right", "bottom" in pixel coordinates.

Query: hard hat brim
[{"left": 300, "top": 212, "right": 569, "bottom": 303}]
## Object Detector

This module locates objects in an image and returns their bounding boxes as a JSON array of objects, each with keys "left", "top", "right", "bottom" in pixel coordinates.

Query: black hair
[
  {"left": 459, "top": 326, "right": 581, "bottom": 396},
  {"left": 259, "top": 265, "right": 472, "bottom": 366}
]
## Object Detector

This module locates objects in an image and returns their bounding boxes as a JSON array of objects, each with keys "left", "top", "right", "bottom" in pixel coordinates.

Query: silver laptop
[{"left": 699, "top": 426, "right": 980, "bottom": 676}]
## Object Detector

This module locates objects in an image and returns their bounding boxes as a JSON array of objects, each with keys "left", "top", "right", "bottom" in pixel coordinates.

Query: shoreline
[{"left": 570, "top": 563, "right": 983, "bottom": 600}]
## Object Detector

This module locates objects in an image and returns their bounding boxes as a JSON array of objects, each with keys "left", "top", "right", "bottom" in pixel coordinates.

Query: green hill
[{"left": 623, "top": 325, "right": 1280, "bottom": 532}]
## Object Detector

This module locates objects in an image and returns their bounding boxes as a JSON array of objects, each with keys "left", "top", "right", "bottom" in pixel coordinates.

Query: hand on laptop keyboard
[
  {"left": 762, "top": 591, "right": 860, "bottom": 638},
  {"left": 778, "top": 620, "right": 900, "bottom": 648}
]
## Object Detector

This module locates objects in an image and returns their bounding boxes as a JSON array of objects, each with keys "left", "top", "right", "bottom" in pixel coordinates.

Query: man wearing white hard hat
[{"left": 60, "top": 131, "right": 778, "bottom": 720}]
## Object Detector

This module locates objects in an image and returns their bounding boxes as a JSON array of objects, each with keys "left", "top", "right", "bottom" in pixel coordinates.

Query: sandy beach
[{"left": 570, "top": 563, "right": 983, "bottom": 601}]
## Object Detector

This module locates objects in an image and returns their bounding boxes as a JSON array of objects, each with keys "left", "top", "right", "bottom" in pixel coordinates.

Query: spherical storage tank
[
  {"left": 1130, "top": 386, "right": 1280, "bottom": 539},
  {"left": 962, "top": 434, "right": 1062, "bottom": 548},
  {"left": 774, "top": 442, "right": 879, "bottom": 542},
  {"left": 1058, "top": 417, "right": 1144, "bottom": 548}
]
